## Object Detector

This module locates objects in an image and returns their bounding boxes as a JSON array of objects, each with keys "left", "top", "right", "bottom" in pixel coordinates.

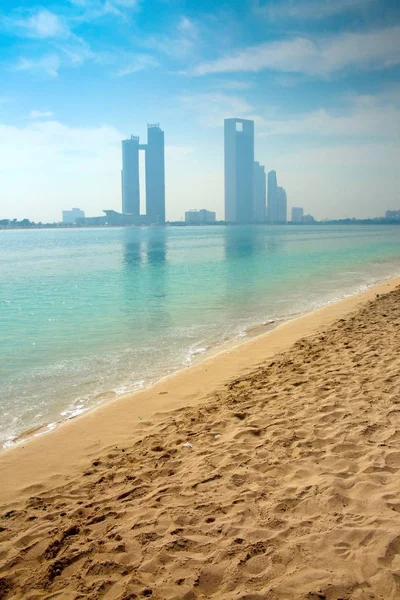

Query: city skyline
[{"left": 1, "top": 0, "right": 400, "bottom": 222}]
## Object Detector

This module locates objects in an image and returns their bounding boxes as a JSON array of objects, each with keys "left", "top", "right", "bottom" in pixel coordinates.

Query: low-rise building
[
  {"left": 291, "top": 207, "right": 304, "bottom": 222},
  {"left": 385, "top": 210, "right": 400, "bottom": 220},
  {"left": 185, "top": 209, "right": 216, "bottom": 224},
  {"left": 62, "top": 208, "right": 85, "bottom": 224}
]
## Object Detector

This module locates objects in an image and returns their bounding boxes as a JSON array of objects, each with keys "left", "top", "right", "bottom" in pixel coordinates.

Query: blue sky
[{"left": 1, "top": 0, "right": 400, "bottom": 221}]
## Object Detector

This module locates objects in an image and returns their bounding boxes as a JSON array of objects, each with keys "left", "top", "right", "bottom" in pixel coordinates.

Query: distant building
[
  {"left": 385, "top": 210, "right": 400, "bottom": 220},
  {"left": 267, "top": 171, "right": 287, "bottom": 224},
  {"left": 253, "top": 162, "right": 266, "bottom": 223},
  {"left": 224, "top": 118, "right": 254, "bottom": 223},
  {"left": 62, "top": 208, "right": 85, "bottom": 224},
  {"left": 146, "top": 124, "right": 166, "bottom": 224},
  {"left": 76, "top": 210, "right": 152, "bottom": 227},
  {"left": 277, "top": 187, "right": 287, "bottom": 224},
  {"left": 121, "top": 123, "right": 165, "bottom": 224},
  {"left": 302, "top": 213, "right": 315, "bottom": 224},
  {"left": 267, "top": 170, "right": 278, "bottom": 223},
  {"left": 291, "top": 207, "right": 304, "bottom": 223},
  {"left": 185, "top": 209, "right": 216, "bottom": 224},
  {"left": 122, "top": 136, "right": 140, "bottom": 216}
]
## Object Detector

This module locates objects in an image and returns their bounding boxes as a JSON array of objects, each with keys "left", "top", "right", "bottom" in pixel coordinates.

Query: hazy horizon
[{"left": 1, "top": 0, "right": 400, "bottom": 222}]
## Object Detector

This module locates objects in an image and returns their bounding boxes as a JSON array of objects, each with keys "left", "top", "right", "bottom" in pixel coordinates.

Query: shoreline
[
  {"left": 3, "top": 271, "right": 397, "bottom": 454},
  {"left": 1, "top": 273, "right": 400, "bottom": 507}
]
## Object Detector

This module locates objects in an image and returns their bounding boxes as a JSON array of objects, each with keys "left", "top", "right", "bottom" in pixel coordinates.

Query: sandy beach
[{"left": 1, "top": 277, "right": 400, "bottom": 599}]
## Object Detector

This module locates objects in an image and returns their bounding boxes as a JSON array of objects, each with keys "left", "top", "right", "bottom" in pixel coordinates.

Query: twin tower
[{"left": 121, "top": 124, "right": 165, "bottom": 224}]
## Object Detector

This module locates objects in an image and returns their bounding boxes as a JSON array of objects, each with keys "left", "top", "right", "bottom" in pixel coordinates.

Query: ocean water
[{"left": 1, "top": 224, "right": 400, "bottom": 449}]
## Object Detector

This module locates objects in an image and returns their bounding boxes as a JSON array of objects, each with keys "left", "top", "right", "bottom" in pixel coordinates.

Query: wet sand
[{"left": 1, "top": 277, "right": 400, "bottom": 599}]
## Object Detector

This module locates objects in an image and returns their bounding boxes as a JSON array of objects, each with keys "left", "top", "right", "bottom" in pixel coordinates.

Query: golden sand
[{"left": 1, "top": 278, "right": 400, "bottom": 599}]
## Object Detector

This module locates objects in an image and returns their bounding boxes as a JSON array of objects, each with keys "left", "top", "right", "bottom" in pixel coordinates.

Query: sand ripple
[{"left": 1, "top": 288, "right": 400, "bottom": 598}]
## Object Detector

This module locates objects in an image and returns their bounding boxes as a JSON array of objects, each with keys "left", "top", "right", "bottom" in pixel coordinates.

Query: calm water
[{"left": 1, "top": 225, "right": 400, "bottom": 448}]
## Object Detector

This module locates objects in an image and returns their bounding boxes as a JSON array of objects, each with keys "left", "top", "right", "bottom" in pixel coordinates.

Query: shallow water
[{"left": 1, "top": 224, "right": 400, "bottom": 448}]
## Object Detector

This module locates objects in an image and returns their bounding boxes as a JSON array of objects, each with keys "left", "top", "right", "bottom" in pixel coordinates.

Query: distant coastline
[{"left": 2, "top": 218, "right": 400, "bottom": 230}]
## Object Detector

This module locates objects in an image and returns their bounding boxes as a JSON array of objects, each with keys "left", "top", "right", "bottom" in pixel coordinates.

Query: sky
[{"left": 1, "top": 0, "right": 400, "bottom": 222}]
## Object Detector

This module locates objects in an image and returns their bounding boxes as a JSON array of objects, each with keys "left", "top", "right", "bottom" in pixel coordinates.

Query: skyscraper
[
  {"left": 267, "top": 170, "right": 279, "bottom": 223},
  {"left": 121, "top": 124, "right": 165, "bottom": 223},
  {"left": 122, "top": 136, "right": 140, "bottom": 215},
  {"left": 267, "top": 171, "right": 287, "bottom": 224},
  {"left": 224, "top": 118, "right": 254, "bottom": 223},
  {"left": 146, "top": 124, "right": 165, "bottom": 224},
  {"left": 277, "top": 186, "right": 287, "bottom": 224},
  {"left": 253, "top": 161, "right": 266, "bottom": 222}
]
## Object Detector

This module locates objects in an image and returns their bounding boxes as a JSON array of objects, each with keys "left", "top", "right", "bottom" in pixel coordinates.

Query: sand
[{"left": 1, "top": 278, "right": 400, "bottom": 599}]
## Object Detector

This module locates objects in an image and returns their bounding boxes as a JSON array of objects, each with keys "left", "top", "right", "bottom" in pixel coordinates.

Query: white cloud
[
  {"left": 259, "top": 91, "right": 400, "bottom": 139},
  {"left": 13, "top": 54, "right": 61, "bottom": 77},
  {"left": 29, "top": 110, "right": 54, "bottom": 119},
  {"left": 212, "top": 79, "right": 253, "bottom": 90},
  {"left": 179, "top": 92, "right": 254, "bottom": 126},
  {"left": 0, "top": 120, "right": 123, "bottom": 221},
  {"left": 192, "top": 25, "right": 400, "bottom": 77},
  {"left": 142, "top": 16, "right": 199, "bottom": 60},
  {"left": 116, "top": 54, "right": 159, "bottom": 76},
  {"left": 14, "top": 9, "right": 69, "bottom": 39},
  {"left": 69, "top": 0, "right": 140, "bottom": 21},
  {"left": 256, "top": 0, "right": 377, "bottom": 21}
]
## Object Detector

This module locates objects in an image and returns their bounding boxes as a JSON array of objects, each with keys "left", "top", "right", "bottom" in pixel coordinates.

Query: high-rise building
[
  {"left": 122, "top": 136, "right": 140, "bottom": 215},
  {"left": 267, "top": 170, "right": 279, "bottom": 223},
  {"left": 277, "top": 186, "right": 287, "bottom": 224},
  {"left": 146, "top": 124, "right": 165, "bottom": 224},
  {"left": 224, "top": 118, "right": 254, "bottom": 223},
  {"left": 291, "top": 207, "right": 304, "bottom": 223},
  {"left": 253, "top": 161, "right": 266, "bottom": 222},
  {"left": 267, "top": 171, "right": 287, "bottom": 224},
  {"left": 121, "top": 124, "right": 165, "bottom": 223}
]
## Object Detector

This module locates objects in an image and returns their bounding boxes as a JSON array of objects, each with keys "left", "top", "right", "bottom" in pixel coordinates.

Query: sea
[{"left": 1, "top": 224, "right": 400, "bottom": 449}]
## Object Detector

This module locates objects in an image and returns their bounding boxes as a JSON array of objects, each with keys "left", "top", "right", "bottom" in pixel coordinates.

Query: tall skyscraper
[
  {"left": 122, "top": 136, "right": 140, "bottom": 215},
  {"left": 277, "top": 186, "right": 287, "bottom": 223},
  {"left": 121, "top": 124, "right": 165, "bottom": 223},
  {"left": 267, "top": 171, "right": 287, "bottom": 224},
  {"left": 267, "top": 170, "right": 279, "bottom": 223},
  {"left": 146, "top": 124, "right": 165, "bottom": 224},
  {"left": 253, "top": 161, "right": 266, "bottom": 222},
  {"left": 224, "top": 118, "right": 254, "bottom": 223}
]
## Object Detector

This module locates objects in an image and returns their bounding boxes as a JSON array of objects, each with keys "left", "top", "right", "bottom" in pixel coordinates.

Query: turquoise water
[{"left": 1, "top": 225, "right": 400, "bottom": 448}]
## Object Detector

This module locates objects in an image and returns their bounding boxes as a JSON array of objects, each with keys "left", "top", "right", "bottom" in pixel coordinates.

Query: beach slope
[{"left": 1, "top": 284, "right": 400, "bottom": 598}]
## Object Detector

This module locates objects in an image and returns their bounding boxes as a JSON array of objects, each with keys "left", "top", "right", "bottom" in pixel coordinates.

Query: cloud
[
  {"left": 256, "top": 0, "right": 377, "bottom": 21},
  {"left": 0, "top": 119, "right": 123, "bottom": 221},
  {"left": 115, "top": 54, "right": 159, "bottom": 76},
  {"left": 179, "top": 92, "right": 256, "bottom": 127},
  {"left": 212, "top": 79, "right": 253, "bottom": 90},
  {"left": 29, "top": 110, "right": 54, "bottom": 119},
  {"left": 13, "top": 55, "right": 61, "bottom": 77},
  {"left": 69, "top": 0, "right": 140, "bottom": 21},
  {"left": 12, "top": 9, "right": 69, "bottom": 39},
  {"left": 191, "top": 25, "right": 400, "bottom": 77},
  {"left": 253, "top": 88, "right": 400, "bottom": 143},
  {"left": 142, "top": 16, "right": 199, "bottom": 60}
]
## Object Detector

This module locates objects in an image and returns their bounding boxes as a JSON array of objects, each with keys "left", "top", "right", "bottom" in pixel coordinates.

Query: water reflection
[
  {"left": 122, "top": 227, "right": 170, "bottom": 334},
  {"left": 223, "top": 225, "right": 257, "bottom": 260},
  {"left": 122, "top": 228, "right": 143, "bottom": 267},
  {"left": 146, "top": 227, "right": 167, "bottom": 266}
]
